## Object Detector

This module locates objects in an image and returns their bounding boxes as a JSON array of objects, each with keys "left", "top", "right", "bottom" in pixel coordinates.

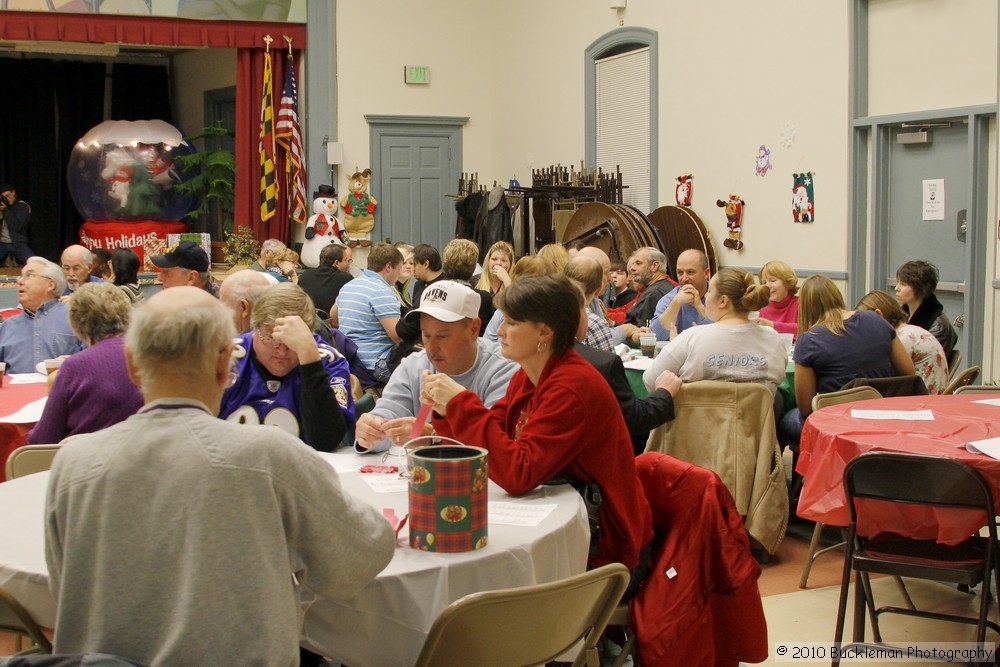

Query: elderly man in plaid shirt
[{"left": 565, "top": 255, "right": 615, "bottom": 353}]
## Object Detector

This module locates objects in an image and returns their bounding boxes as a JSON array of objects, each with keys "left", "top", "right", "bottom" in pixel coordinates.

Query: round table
[
  {"left": 797, "top": 393, "right": 1000, "bottom": 542},
  {"left": 0, "top": 449, "right": 589, "bottom": 667},
  {"left": 0, "top": 376, "right": 49, "bottom": 481}
]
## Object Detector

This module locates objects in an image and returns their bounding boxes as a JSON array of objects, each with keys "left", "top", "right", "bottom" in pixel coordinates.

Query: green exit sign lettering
[{"left": 404, "top": 66, "right": 430, "bottom": 85}]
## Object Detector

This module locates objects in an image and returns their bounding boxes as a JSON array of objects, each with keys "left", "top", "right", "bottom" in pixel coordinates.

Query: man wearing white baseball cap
[{"left": 355, "top": 280, "right": 516, "bottom": 453}]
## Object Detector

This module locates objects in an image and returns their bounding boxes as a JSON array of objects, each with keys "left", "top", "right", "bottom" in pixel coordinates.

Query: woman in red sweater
[
  {"left": 756, "top": 259, "right": 799, "bottom": 337},
  {"left": 421, "top": 273, "right": 652, "bottom": 576}
]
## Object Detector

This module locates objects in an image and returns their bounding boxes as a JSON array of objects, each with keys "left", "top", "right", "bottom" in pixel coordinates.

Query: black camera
[{"left": 0, "top": 194, "right": 8, "bottom": 207}]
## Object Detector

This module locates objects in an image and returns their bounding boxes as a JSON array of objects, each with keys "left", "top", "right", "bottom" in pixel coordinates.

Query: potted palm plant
[{"left": 174, "top": 122, "right": 236, "bottom": 263}]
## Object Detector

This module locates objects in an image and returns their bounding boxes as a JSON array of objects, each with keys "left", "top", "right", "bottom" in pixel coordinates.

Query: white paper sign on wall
[{"left": 922, "top": 178, "right": 945, "bottom": 221}]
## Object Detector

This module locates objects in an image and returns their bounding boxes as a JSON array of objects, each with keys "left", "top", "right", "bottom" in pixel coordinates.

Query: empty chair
[
  {"left": 4, "top": 444, "right": 60, "bottom": 481},
  {"left": 0, "top": 586, "right": 52, "bottom": 655},
  {"left": 800, "top": 386, "right": 883, "bottom": 588},
  {"left": 942, "top": 365, "right": 981, "bottom": 395},
  {"left": 413, "top": 563, "right": 630, "bottom": 667},
  {"left": 840, "top": 375, "right": 928, "bottom": 398},
  {"left": 953, "top": 384, "right": 1000, "bottom": 395},
  {"left": 833, "top": 452, "right": 1000, "bottom": 660}
]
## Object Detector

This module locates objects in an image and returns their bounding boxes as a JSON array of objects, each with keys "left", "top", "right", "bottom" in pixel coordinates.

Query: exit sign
[{"left": 404, "top": 66, "right": 430, "bottom": 85}]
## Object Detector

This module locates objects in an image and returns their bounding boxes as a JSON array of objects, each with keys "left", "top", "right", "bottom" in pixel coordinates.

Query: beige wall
[
  {"left": 336, "top": 1, "right": 852, "bottom": 272},
  {"left": 171, "top": 48, "right": 237, "bottom": 144},
  {"left": 334, "top": 0, "right": 1000, "bottom": 382},
  {"left": 868, "top": 0, "right": 997, "bottom": 115}
]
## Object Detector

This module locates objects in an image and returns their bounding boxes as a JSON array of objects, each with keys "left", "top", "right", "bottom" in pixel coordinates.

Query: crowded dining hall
[{"left": 1, "top": 1, "right": 999, "bottom": 665}]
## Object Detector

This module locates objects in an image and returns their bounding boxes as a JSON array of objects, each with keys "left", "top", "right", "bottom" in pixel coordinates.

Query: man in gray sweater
[
  {"left": 45, "top": 286, "right": 395, "bottom": 666},
  {"left": 355, "top": 280, "right": 516, "bottom": 453}
]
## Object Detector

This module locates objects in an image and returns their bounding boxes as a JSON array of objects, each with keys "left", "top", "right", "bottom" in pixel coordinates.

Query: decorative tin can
[{"left": 408, "top": 444, "right": 489, "bottom": 553}]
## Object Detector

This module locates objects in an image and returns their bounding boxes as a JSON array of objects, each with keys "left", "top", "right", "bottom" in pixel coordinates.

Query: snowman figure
[{"left": 301, "top": 184, "right": 348, "bottom": 268}]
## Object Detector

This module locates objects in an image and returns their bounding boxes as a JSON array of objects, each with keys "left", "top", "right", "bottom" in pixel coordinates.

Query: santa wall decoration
[
  {"left": 792, "top": 172, "right": 815, "bottom": 222},
  {"left": 675, "top": 174, "right": 693, "bottom": 206}
]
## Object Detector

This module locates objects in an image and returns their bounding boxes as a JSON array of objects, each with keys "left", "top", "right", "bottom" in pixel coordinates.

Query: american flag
[
  {"left": 258, "top": 47, "right": 277, "bottom": 222},
  {"left": 276, "top": 55, "right": 308, "bottom": 225}
]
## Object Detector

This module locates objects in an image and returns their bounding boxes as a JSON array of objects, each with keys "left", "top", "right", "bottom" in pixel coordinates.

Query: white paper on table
[
  {"left": 849, "top": 408, "right": 935, "bottom": 421},
  {"left": 623, "top": 357, "right": 654, "bottom": 372},
  {"left": 358, "top": 474, "right": 409, "bottom": 494},
  {"left": 614, "top": 343, "right": 631, "bottom": 360},
  {"left": 963, "top": 437, "right": 1000, "bottom": 459},
  {"left": 488, "top": 502, "right": 558, "bottom": 526},
  {"left": 8, "top": 373, "right": 47, "bottom": 384},
  {"left": 0, "top": 396, "right": 47, "bottom": 423},
  {"left": 972, "top": 398, "right": 1000, "bottom": 407}
]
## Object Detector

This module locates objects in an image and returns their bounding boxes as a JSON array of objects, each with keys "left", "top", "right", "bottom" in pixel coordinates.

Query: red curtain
[
  {"left": 0, "top": 11, "right": 307, "bottom": 246},
  {"left": 236, "top": 48, "right": 302, "bottom": 245},
  {"left": 0, "top": 11, "right": 305, "bottom": 48}
]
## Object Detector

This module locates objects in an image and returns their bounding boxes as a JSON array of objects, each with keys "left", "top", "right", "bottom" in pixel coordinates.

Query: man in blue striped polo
[{"left": 334, "top": 242, "right": 402, "bottom": 383}]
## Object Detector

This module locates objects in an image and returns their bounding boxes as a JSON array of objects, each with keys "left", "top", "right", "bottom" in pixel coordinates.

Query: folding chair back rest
[
  {"left": 947, "top": 349, "right": 962, "bottom": 380},
  {"left": 953, "top": 384, "right": 1000, "bottom": 395},
  {"left": 5, "top": 444, "right": 61, "bottom": 480},
  {"left": 942, "top": 365, "right": 981, "bottom": 395},
  {"left": 413, "top": 563, "right": 631, "bottom": 667},
  {"left": 812, "top": 386, "right": 882, "bottom": 412},
  {"left": 841, "top": 375, "right": 928, "bottom": 398},
  {"left": 846, "top": 453, "right": 992, "bottom": 515},
  {"left": 0, "top": 586, "right": 52, "bottom": 654}
]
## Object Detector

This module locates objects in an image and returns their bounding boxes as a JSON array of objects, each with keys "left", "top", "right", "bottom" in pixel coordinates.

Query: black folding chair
[{"left": 833, "top": 452, "right": 1000, "bottom": 664}]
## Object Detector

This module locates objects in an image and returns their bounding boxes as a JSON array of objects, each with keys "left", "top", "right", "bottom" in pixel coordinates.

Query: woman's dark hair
[
  {"left": 111, "top": 247, "right": 140, "bottom": 286},
  {"left": 895, "top": 260, "right": 938, "bottom": 300},
  {"left": 91, "top": 247, "right": 112, "bottom": 278},
  {"left": 494, "top": 273, "right": 582, "bottom": 355}
]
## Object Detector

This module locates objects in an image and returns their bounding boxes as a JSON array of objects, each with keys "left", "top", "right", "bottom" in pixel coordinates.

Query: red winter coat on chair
[{"left": 630, "top": 452, "right": 768, "bottom": 666}]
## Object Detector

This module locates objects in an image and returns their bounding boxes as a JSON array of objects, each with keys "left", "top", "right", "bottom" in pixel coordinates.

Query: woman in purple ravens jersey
[{"left": 219, "top": 283, "right": 354, "bottom": 451}]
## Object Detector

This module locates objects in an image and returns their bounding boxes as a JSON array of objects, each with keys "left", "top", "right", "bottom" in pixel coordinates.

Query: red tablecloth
[
  {"left": 797, "top": 393, "right": 1000, "bottom": 543},
  {"left": 0, "top": 377, "right": 49, "bottom": 482}
]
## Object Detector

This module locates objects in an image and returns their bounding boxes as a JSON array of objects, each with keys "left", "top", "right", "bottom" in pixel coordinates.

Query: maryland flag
[
  {"left": 258, "top": 47, "right": 278, "bottom": 222},
  {"left": 276, "top": 55, "right": 308, "bottom": 225}
]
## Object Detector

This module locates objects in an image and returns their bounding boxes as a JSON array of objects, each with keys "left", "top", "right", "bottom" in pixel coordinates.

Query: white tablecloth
[{"left": 0, "top": 449, "right": 589, "bottom": 666}]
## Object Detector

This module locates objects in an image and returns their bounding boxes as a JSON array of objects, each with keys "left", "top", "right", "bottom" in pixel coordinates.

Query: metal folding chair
[{"left": 833, "top": 452, "right": 1000, "bottom": 663}]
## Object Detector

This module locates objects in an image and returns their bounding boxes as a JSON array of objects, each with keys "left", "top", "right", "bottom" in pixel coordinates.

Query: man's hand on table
[{"left": 355, "top": 413, "right": 389, "bottom": 449}]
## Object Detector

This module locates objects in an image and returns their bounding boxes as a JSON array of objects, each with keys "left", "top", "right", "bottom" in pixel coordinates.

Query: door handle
[{"left": 957, "top": 209, "right": 967, "bottom": 242}]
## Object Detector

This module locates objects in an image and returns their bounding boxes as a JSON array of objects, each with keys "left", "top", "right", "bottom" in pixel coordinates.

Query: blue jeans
[
  {"left": 0, "top": 242, "right": 33, "bottom": 265},
  {"left": 778, "top": 407, "right": 806, "bottom": 452}
]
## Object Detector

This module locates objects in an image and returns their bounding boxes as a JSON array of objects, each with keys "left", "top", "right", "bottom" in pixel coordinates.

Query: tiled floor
[{"left": 757, "top": 520, "right": 999, "bottom": 666}]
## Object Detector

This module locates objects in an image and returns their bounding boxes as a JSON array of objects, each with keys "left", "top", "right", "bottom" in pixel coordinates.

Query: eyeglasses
[
  {"left": 254, "top": 327, "right": 286, "bottom": 349},
  {"left": 20, "top": 271, "right": 48, "bottom": 281},
  {"left": 382, "top": 445, "right": 413, "bottom": 479}
]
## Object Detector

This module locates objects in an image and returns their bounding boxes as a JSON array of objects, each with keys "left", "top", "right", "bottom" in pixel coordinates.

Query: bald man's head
[
  {"left": 220, "top": 269, "right": 271, "bottom": 332},
  {"left": 61, "top": 244, "right": 95, "bottom": 292},
  {"left": 675, "top": 249, "right": 711, "bottom": 294},
  {"left": 125, "top": 286, "right": 235, "bottom": 387},
  {"left": 578, "top": 246, "right": 611, "bottom": 284}
]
